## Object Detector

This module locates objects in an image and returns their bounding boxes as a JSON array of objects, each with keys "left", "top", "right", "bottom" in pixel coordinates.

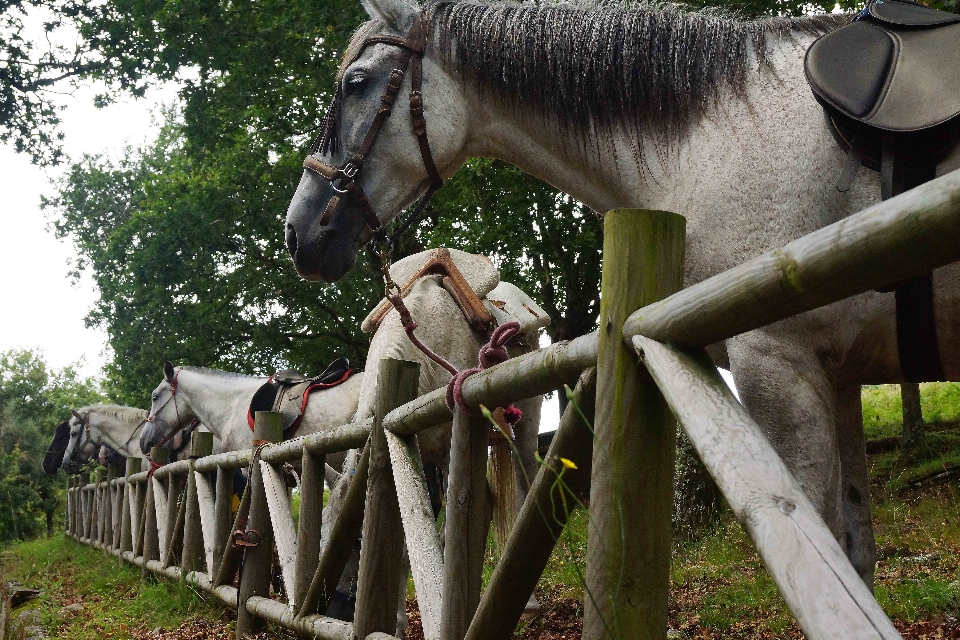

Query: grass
[
  {"left": 0, "top": 536, "right": 227, "bottom": 639},
  {"left": 862, "top": 382, "right": 960, "bottom": 439}
]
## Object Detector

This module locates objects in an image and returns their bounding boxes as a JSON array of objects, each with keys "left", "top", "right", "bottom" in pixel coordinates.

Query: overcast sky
[{"left": 0, "top": 81, "right": 178, "bottom": 378}]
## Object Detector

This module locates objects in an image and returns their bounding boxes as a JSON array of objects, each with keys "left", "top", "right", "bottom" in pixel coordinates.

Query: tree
[
  {"left": 900, "top": 382, "right": 927, "bottom": 450},
  {"left": 0, "top": 349, "right": 103, "bottom": 542},
  {"left": 0, "top": 0, "right": 108, "bottom": 164}
]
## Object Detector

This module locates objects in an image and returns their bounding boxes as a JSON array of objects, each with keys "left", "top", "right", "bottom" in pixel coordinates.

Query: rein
[{"left": 303, "top": 13, "right": 443, "bottom": 247}]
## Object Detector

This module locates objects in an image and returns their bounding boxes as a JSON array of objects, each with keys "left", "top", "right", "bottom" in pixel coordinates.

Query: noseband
[{"left": 302, "top": 13, "right": 443, "bottom": 239}]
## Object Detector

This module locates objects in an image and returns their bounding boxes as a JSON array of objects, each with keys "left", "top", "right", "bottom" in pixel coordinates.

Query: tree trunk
[
  {"left": 901, "top": 382, "right": 926, "bottom": 449},
  {"left": 46, "top": 509, "right": 54, "bottom": 537}
]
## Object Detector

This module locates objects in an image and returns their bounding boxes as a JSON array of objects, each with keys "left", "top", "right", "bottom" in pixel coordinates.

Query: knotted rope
[{"left": 386, "top": 293, "right": 522, "bottom": 425}]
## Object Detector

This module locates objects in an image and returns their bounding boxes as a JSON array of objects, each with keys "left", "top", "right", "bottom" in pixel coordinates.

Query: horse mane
[
  {"left": 425, "top": 0, "right": 849, "bottom": 141},
  {"left": 81, "top": 405, "right": 149, "bottom": 423},
  {"left": 179, "top": 366, "right": 259, "bottom": 380}
]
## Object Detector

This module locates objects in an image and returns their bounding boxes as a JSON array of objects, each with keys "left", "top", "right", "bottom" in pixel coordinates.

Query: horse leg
[
  {"left": 727, "top": 328, "right": 845, "bottom": 543},
  {"left": 837, "top": 385, "right": 877, "bottom": 589}
]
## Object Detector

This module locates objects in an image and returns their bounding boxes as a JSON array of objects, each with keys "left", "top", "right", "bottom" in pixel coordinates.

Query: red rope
[{"left": 386, "top": 293, "right": 523, "bottom": 423}]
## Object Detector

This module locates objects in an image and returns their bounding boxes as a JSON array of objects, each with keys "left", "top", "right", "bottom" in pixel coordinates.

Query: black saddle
[
  {"left": 248, "top": 357, "right": 354, "bottom": 437},
  {"left": 806, "top": 0, "right": 960, "bottom": 194},
  {"left": 805, "top": 0, "right": 960, "bottom": 382}
]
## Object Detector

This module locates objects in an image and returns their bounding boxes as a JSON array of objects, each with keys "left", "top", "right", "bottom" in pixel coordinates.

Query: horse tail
[{"left": 489, "top": 436, "right": 517, "bottom": 552}]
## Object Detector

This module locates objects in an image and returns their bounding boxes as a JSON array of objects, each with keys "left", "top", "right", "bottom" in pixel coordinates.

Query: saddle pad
[
  {"left": 805, "top": 2, "right": 960, "bottom": 131},
  {"left": 483, "top": 282, "right": 552, "bottom": 335}
]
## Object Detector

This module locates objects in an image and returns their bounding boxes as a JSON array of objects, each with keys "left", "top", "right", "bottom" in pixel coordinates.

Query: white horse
[
  {"left": 322, "top": 248, "right": 549, "bottom": 628},
  {"left": 59, "top": 405, "right": 151, "bottom": 475},
  {"left": 139, "top": 364, "right": 365, "bottom": 465},
  {"left": 283, "top": 0, "right": 960, "bottom": 587}
]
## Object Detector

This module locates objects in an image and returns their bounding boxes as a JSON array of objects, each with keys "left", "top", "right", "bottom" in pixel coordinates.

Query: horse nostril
[{"left": 285, "top": 223, "right": 298, "bottom": 257}]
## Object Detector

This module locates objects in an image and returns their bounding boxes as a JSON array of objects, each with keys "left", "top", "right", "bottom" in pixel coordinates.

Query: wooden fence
[{"left": 65, "top": 168, "right": 960, "bottom": 640}]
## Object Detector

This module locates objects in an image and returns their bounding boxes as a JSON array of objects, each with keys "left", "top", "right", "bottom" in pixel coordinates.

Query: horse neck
[
  {"left": 92, "top": 412, "right": 145, "bottom": 458},
  {"left": 177, "top": 370, "right": 264, "bottom": 441},
  {"left": 452, "top": 30, "right": 811, "bottom": 215}
]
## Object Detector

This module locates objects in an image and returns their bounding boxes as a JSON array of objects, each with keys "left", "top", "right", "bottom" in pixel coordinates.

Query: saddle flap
[
  {"left": 806, "top": 1, "right": 960, "bottom": 132},
  {"left": 866, "top": 0, "right": 960, "bottom": 27},
  {"left": 482, "top": 282, "right": 552, "bottom": 335},
  {"left": 805, "top": 22, "right": 895, "bottom": 119}
]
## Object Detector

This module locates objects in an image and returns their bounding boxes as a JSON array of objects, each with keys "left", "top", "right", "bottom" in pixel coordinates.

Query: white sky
[{"left": 0, "top": 81, "right": 178, "bottom": 378}]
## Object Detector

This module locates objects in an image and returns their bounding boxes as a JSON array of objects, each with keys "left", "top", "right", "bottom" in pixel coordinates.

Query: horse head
[
  {"left": 141, "top": 360, "right": 195, "bottom": 454},
  {"left": 61, "top": 411, "right": 98, "bottom": 475},
  {"left": 285, "top": 0, "right": 473, "bottom": 282},
  {"left": 42, "top": 420, "right": 72, "bottom": 475}
]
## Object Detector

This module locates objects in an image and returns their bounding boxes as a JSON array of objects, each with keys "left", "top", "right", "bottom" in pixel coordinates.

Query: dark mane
[{"left": 427, "top": 1, "right": 848, "bottom": 139}]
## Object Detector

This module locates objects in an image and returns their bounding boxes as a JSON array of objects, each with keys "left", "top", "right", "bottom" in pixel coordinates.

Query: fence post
[
  {"left": 107, "top": 462, "right": 123, "bottom": 550},
  {"left": 95, "top": 469, "right": 107, "bottom": 546},
  {"left": 65, "top": 477, "right": 73, "bottom": 536},
  {"left": 295, "top": 443, "right": 325, "bottom": 612},
  {"left": 354, "top": 359, "right": 420, "bottom": 640},
  {"left": 121, "top": 458, "right": 141, "bottom": 553},
  {"left": 583, "top": 209, "right": 685, "bottom": 640},
  {"left": 163, "top": 469, "right": 186, "bottom": 568},
  {"left": 213, "top": 465, "right": 235, "bottom": 579},
  {"left": 142, "top": 447, "right": 169, "bottom": 578},
  {"left": 236, "top": 411, "right": 283, "bottom": 638},
  {"left": 182, "top": 432, "right": 213, "bottom": 575},
  {"left": 440, "top": 408, "right": 491, "bottom": 640}
]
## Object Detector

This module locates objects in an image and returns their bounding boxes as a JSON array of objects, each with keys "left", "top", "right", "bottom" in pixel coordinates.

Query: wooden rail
[{"left": 63, "top": 174, "right": 960, "bottom": 639}]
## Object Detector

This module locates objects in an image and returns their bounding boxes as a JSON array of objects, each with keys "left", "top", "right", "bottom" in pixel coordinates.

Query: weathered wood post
[
  {"left": 354, "top": 359, "right": 420, "bottom": 640},
  {"left": 142, "top": 447, "right": 168, "bottom": 578},
  {"left": 163, "top": 467, "right": 186, "bottom": 568},
  {"left": 294, "top": 441, "right": 325, "bottom": 612},
  {"left": 440, "top": 407, "right": 491, "bottom": 640},
  {"left": 466, "top": 368, "right": 598, "bottom": 640},
  {"left": 95, "top": 468, "right": 106, "bottom": 545},
  {"left": 120, "top": 458, "right": 141, "bottom": 553},
  {"left": 65, "top": 477, "right": 73, "bottom": 537},
  {"left": 212, "top": 465, "right": 234, "bottom": 576},
  {"left": 236, "top": 411, "right": 283, "bottom": 638},
  {"left": 583, "top": 209, "right": 685, "bottom": 640},
  {"left": 182, "top": 432, "right": 213, "bottom": 575},
  {"left": 107, "top": 462, "right": 123, "bottom": 549}
]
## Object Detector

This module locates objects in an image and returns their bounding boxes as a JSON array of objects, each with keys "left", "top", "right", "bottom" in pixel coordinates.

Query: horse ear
[
  {"left": 71, "top": 409, "right": 82, "bottom": 420},
  {"left": 163, "top": 361, "right": 176, "bottom": 382},
  {"left": 361, "top": 0, "right": 417, "bottom": 34}
]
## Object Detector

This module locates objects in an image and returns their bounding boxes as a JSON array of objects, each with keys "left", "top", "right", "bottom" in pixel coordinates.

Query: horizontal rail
[
  {"left": 623, "top": 168, "right": 960, "bottom": 347},
  {"left": 245, "top": 597, "right": 353, "bottom": 640},
  {"left": 634, "top": 336, "right": 901, "bottom": 640}
]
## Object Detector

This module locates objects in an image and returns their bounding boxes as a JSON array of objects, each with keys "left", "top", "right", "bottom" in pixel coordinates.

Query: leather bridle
[
  {"left": 302, "top": 13, "right": 443, "bottom": 241},
  {"left": 147, "top": 368, "right": 184, "bottom": 450}
]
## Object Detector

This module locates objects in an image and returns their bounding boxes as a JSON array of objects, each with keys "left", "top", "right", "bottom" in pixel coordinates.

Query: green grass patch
[
  {"left": 862, "top": 383, "right": 960, "bottom": 440},
  {"left": 0, "top": 536, "right": 226, "bottom": 639}
]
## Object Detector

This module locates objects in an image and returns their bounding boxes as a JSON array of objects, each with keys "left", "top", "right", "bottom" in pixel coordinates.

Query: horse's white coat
[
  {"left": 143, "top": 367, "right": 365, "bottom": 461},
  {"left": 289, "top": 0, "right": 960, "bottom": 587},
  {"left": 62, "top": 405, "right": 150, "bottom": 473}
]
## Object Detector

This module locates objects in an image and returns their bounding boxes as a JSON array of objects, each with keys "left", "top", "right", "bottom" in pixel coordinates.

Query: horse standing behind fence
[
  {"left": 283, "top": 0, "right": 960, "bottom": 587},
  {"left": 54, "top": 406, "right": 150, "bottom": 475}
]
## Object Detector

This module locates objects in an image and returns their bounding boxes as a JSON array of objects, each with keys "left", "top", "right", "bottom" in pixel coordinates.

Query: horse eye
[
  {"left": 345, "top": 72, "right": 368, "bottom": 93},
  {"left": 152, "top": 393, "right": 159, "bottom": 402}
]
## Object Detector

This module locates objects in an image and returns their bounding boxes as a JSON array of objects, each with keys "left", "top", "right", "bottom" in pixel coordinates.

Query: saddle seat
[{"left": 247, "top": 357, "right": 354, "bottom": 437}]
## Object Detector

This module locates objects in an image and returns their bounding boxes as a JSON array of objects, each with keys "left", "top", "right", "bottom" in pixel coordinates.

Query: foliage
[
  {"left": 0, "top": 0, "right": 106, "bottom": 164},
  {"left": 45, "top": 115, "right": 383, "bottom": 404},
  {"left": 0, "top": 349, "right": 103, "bottom": 543}
]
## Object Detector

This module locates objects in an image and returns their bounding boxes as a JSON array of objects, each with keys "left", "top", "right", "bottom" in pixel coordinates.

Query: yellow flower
[{"left": 560, "top": 458, "right": 578, "bottom": 470}]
